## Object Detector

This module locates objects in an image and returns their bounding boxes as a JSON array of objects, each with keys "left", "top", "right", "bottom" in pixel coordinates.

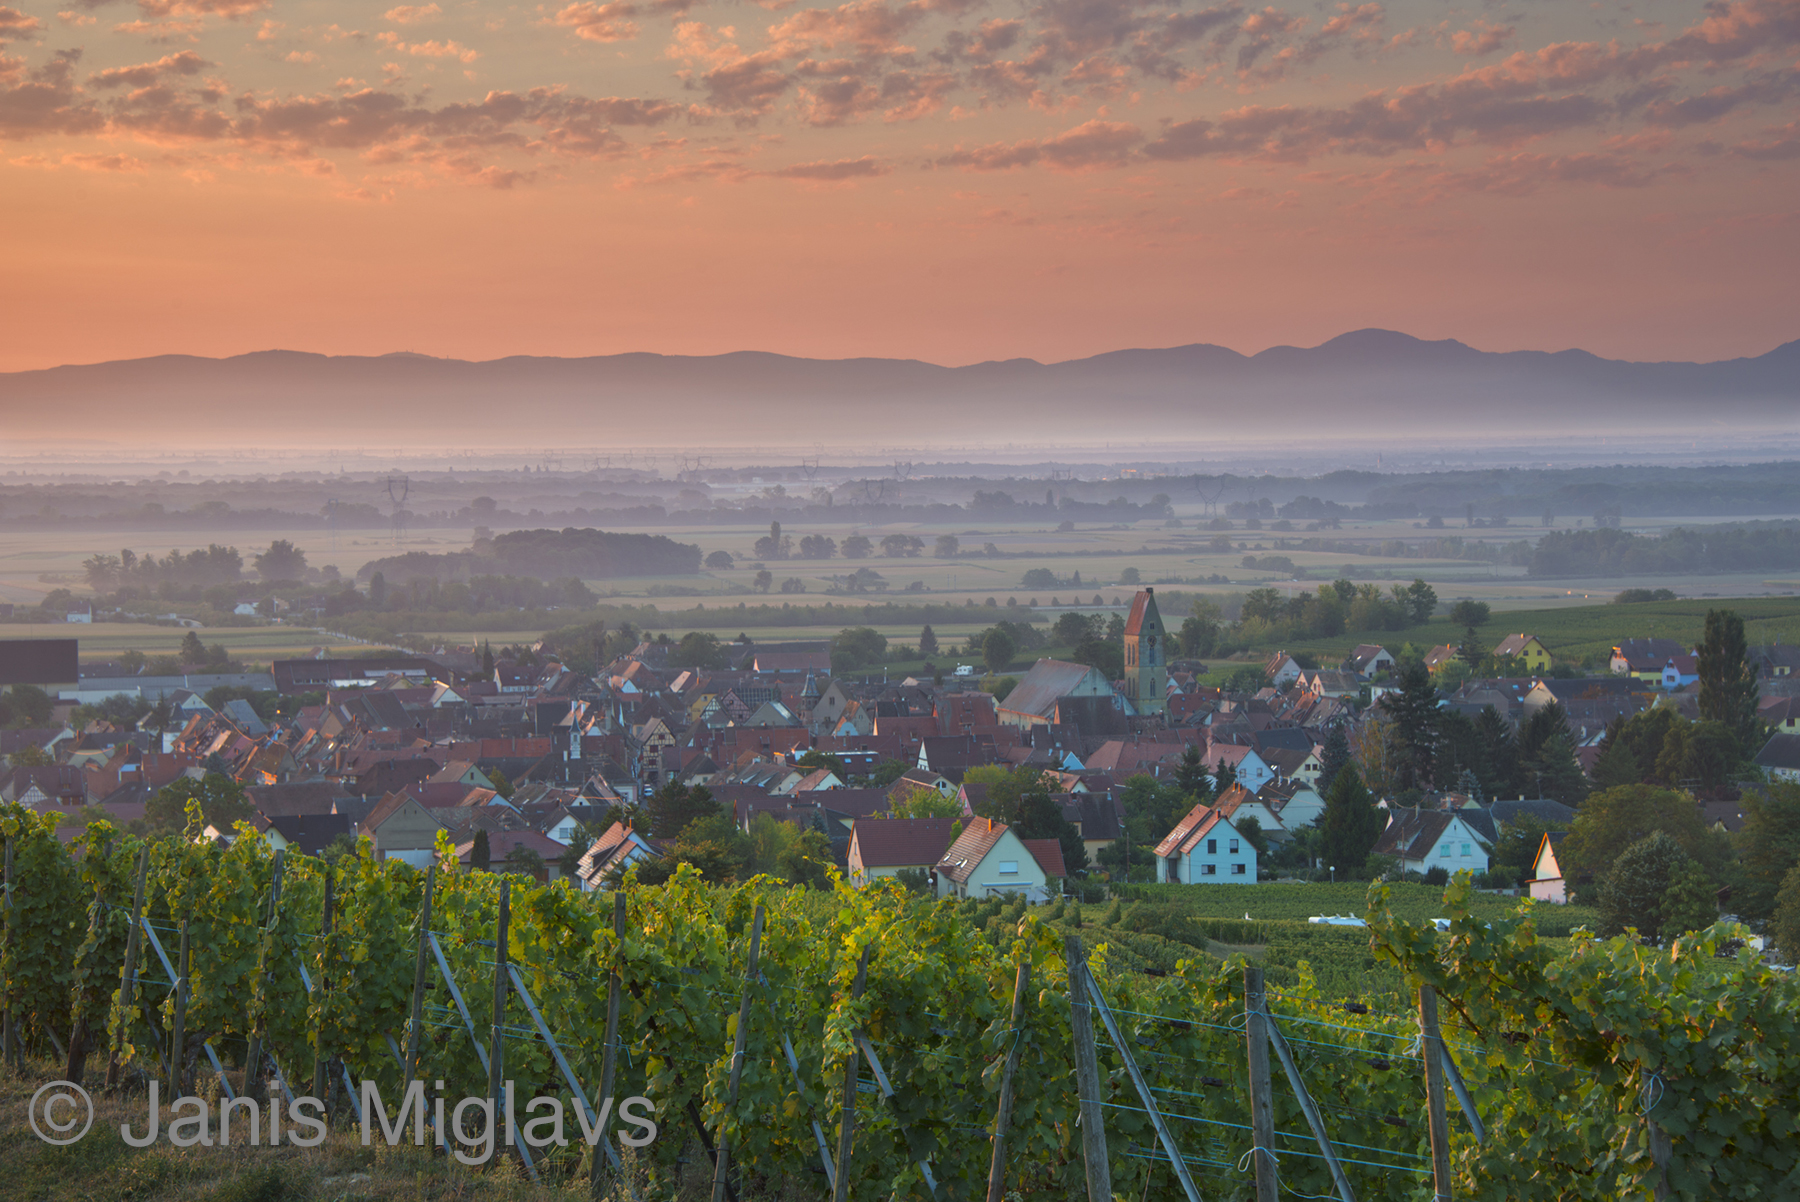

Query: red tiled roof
[{"left": 851, "top": 818, "right": 960, "bottom": 869}]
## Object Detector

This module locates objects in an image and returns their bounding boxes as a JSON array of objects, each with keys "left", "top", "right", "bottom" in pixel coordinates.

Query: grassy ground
[{"left": 0, "top": 1062, "right": 589, "bottom": 1202}]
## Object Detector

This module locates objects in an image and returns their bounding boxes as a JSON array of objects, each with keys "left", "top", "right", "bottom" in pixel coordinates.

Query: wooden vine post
[
  {"left": 168, "top": 916, "right": 192, "bottom": 1096},
  {"left": 1244, "top": 965, "right": 1278, "bottom": 1202},
  {"left": 487, "top": 879, "right": 510, "bottom": 1159},
  {"left": 591, "top": 890, "right": 626, "bottom": 1199},
  {"left": 243, "top": 848, "right": 286, "bottom": 1104},
  {"left": 1, "top": 833, "right": 13, "bottom": 1072},
  {"left": 64, "top": 862, "right": 112, "bottom": 1083},
  {"left": 1066, "top": 935, "right": 1111, "bottom": 1202},
  {"left": 310, "top": 864, "right": 335, "bottom": 1108},
  {"left": 830, "top": 945, "right": 871, "bottom": 1202},
  {"left": 402, "top": 861, "right": 435, "bottom": 1091},
  {"left": 986, "top": 958, "right": 1032, "bottom": 1202},
  {"left": 711, "top": 903, "right": 765, "bottom": 1202},
  {"left": 1418, "top": 984, "right": 1452, "bottom": 1202},
  {"left": 105, "top": 846, "right": 150, "bottom": 1090}
]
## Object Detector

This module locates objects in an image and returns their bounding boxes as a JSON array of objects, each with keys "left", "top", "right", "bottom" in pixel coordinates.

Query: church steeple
[{"left": 1123, "top": 588, "right": 1167, "bottom": 718}]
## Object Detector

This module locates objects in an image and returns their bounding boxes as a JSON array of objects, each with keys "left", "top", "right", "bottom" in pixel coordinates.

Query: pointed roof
[{"left": 1123, "top": 588, "right": 1160, "bottom": 637}]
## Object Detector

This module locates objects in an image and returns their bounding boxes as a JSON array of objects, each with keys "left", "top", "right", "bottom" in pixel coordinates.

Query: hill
[{"left": 2, "top": 330, "right": 1794, "bottom": 448}]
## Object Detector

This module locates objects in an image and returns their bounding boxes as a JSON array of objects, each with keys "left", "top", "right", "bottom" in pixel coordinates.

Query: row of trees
[{"left": 749, "top": 522, "right": 938, "bottom": 561}]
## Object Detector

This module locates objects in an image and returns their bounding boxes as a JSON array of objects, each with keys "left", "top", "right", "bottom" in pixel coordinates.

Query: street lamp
[{"left": 1330, "top": 865, "right": 1336, "bottom": 884}]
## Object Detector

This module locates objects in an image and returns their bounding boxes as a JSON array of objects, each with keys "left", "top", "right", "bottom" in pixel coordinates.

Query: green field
[
  {"left": 0, "top": 621, "right": 381, "bottom": 664},
  {"left": 1235, "top": 595, "right": 1800, "bottom": 669}
]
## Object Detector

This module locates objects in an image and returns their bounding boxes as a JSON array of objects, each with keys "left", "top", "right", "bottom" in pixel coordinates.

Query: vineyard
[{"left": 3, "top": 803, "right": 1799, "bottom": 1201}]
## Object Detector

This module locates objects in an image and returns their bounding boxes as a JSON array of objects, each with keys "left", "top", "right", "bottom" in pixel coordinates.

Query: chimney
[{"left": 987, "top": 817, "right": 994, "bottom": 831}]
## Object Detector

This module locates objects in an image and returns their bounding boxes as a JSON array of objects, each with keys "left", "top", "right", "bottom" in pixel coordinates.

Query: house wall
[
  {"left": 1158, "top": 823, "right": 1258, "bottom": 884},
  {"left": 939, "top": 828, "right": 1048, "bottom": 899},
  {"left": 1277, "top": 790, "right": 1326, "bottom": 828},
  {"left": 1411, "top": 817, "right": 1491, "bottom": 874},
  {"left": 1529, "top": 876, "right": 1567, "bottom": 904},
  {"left": 369, "top": 800, "right": 444, "bottom": 858}
]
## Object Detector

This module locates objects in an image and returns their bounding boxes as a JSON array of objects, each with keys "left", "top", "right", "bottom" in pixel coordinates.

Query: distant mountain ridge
[{"left": 2, "top": 329, "right": 1793, "bottom": 446}]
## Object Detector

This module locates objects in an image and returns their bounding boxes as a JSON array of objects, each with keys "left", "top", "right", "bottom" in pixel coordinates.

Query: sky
[{"left": 0, "top": 0, "right": 1797, "bottom": 371}]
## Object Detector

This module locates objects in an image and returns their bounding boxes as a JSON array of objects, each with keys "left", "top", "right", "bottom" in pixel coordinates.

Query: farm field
[
  {"left": 5, "top": 509, "right": 1797, "bottom": 617},
  {"left": 0, "top": 621, "right": 380, "bottom": 663}
]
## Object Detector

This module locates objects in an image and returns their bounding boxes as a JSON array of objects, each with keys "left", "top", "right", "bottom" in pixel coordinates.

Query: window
[
  {"left": 1232, "top": 863, "right": 1246, "bottom": 875},
  {"left": 998, "top": 860, "right": 1018, "bottom": 875},
  {"left": 1202, "top": 863, "right": 1217, "bottom": 875},
  {"left": 1229, "top": 839, "right": 1240, "bottom": 854},
  {"left": 1206, "top": 839, "right": 1217, "bottom": 854},
  {"left": 1461, "top": 843, "right": 1471, "bottom": 857}
]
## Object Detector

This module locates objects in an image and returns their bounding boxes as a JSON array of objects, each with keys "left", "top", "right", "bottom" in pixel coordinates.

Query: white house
[
  {"left": 1212, "top": 784, "right": 1287, "bottom": 838},
  {"left": 934, "top": 819, "right": 1054, "bottom": 900},
  {"left": 576, "top": 822, "right": 663, "bottom": 891},
  {"left": 1264, "top": 653, "right": 1302, "bottom": 689},
  {"left": 1371, "top": 808, "right": 1491, "bottom": 876},
  {"left": 1154, "top": 804, "right": 1258, "bottom": 883},
  {"left": 1261, "top": 780, "right": 1326, "bottom": 830},
  {"left": 1208, "top": 745, "right": 1274, "bottom": 793},
  {"left": 849, "top": 818, "right": 960, "bottom": 887},
  {"left": 1348, "top": 644, "right": 1396, "bottom": 679},
  {"left": 1529, "top": 832, "right": 1569, "bottom": 904}
]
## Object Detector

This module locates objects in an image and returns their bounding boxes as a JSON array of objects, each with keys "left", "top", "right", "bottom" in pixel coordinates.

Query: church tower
[{"left": 1124, "top": 588, "right": 1167, "bottom": 717}]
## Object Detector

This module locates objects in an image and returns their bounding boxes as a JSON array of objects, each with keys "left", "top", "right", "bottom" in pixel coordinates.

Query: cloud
[
  {"left": 384, "top": 3, "right": 441, "bottom": 23},
  {"left": 761, "top": 152, "right": 886, "bottom": 177},
  {"left": 135, "top": 0, "right": 272, "bottom": 18},
  {"left": 768, "top": 0, "right": 928, "bottom": 57},
  {"left": 377, "top": 32, "right": 480, "bottom": 61},
  {"left": 1450, "top": 20, "right": 1512, "bottom": 57},
  {"left": 553, "top": 2, "right": 640, "bottom": 43},
  {"left": 88, "top": 48, "right": 206, "bottom": 87},
  {"left": 1731, "top": 119, "right": 1800, "bottom": 159},
  {"left": 0, "top": 5, "right": 43, "bottom": 41},
  {"left": 937, "top": 116, "right": 1141, "bottom": 169},
  {"left": 1433, "top": 150, "right": 1677, "bottom": 196},
  {"left": 0, "top": 49, "right": 104, "bottom": 137}
]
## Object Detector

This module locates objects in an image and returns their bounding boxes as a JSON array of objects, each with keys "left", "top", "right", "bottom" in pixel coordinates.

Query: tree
[
  {"left": 1380, "top": 662, "right": 1440, "bottom": 790},
  {"left": 881, "top": 533, "right": 923, "bottom": 557},
  {"left": 1174, "top": 743, "right": 1211, "bottom": 798},
  {"left": 1597, "top": 832, "right": 1712, "bottom": 940},
  {"left": 1530, "top": 731, "right": 1590, "bottom": 808},
  {"left": 799, "top": 534, "right": 837, "bottom": 559},
  {"left": 1560, "top": 784, "right": 1715, "bottom": 904},
  {"left": 1119, "top": 567, "right": 1141, "bottom": 585},
  {"left": 481, "top": 640, "right": 495, "bottom": 676},
  {"left": 647, "top": 780, "right": 722, "bottom": 839},
  {"left": 1491, "top": 814, "right": 1554, "bottom": 880},
  {"left": 1660, "top": 860, "right": 1719, "bottom": 938},
  {"left": 486, "top": 768, "right": 514, "bottom": 799},
  {"left": 1319, "top": 766, "right": 1383, "bottom": 876},
  {"left": 471, "top": 829, "right": 493, "bottom": 872},
  {"left": 1698, "top": 608, "right": 1759, "bottom": 750},
  {"left": 753, "top": 569, "right": 774, "bottom": 593},
  {"left": 891, "top": 785, "right": 962, "bottom": 819},
  {"left": 1735, "top": 782, "right": 1800, "bottom": 920},
  {"left": 179, "top": 630, "right": 207, "bottom": 665},
  {"left": 934, "top": 534, "right": 960, "bottom": 559},
  {"left": 1071, "top": 633, "right": 1122, "bottom": 681},
  {"left": 1589, "top": 737, "right": 1644, "bottom": 792},
  {"left": 1772, "top": 864, "right": 1800, "bottom": 965},
  {"left": 841, "top": 534, "right": 872, "bottom": 559},
  {"left": 1318, "top": 726, "right": 1351, "bottom": 795},
  {"left": 983, "top": 626, "right": 1016, "bottom": 675},
  {"left": 1403, "top": 578, "right": 1437, "bottom": 624},
  {"left": 1235, "top": 815, "right": 1270, "bottom": 858},
  {"left": 144, "top": 773, "right": 253, "bottom": 836},
  {"left": 1179, "top": 599, "right": 1222, "bottom": 658},
  {"left": 0, "top": 685, "right": 54, "bottom": 729},
  {"left": 1448, "top": 599, "right": 1491, "bottom": 627},
  {"left": 831, "top": 626, "right": 888, "bottom": 672},
  {"left": 754, "top": 521, "right": 787, "bottom": 560},
  {"left": 705, "top": 550, "right": 735, "bottom": 570},
  {"left": 672, "top": 631, "right": 727, "bottom": 670},
  {"left": 779, "top": 577, "right": 806, "bottom": 594},
  {"left": 918, "top": 625, "right": 939, "bottom": 658},
  {"left": 253, "top": 539, "right": 308, "bottom": 582}
]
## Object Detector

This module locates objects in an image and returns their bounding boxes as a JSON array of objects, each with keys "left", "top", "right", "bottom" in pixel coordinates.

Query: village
[{"left": 5, "top": 584, "right": 1797, "bottom": 939}]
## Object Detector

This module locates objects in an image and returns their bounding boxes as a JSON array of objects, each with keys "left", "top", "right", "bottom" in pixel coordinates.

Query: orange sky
[{"left": 1, "top": 0, "right": 1797, "bottom": 370}]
